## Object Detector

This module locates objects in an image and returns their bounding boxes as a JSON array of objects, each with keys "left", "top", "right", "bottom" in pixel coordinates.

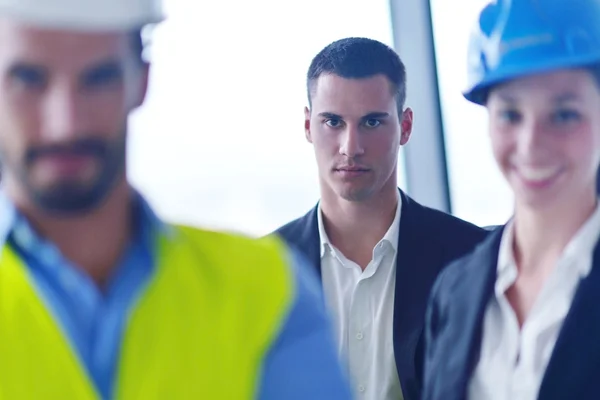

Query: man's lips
[{"left": 335, "top": 166, "right": 370, "bottom": 172}]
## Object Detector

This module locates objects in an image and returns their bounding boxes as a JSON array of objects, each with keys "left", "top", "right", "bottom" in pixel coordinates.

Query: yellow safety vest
[{"left": 0, "top": 225, "right": 294, "bottom": 399}]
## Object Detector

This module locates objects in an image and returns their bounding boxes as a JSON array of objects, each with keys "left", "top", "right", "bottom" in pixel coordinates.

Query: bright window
[
  {"left": 430, "top": 0, "right": 513, "bottom": 226},
  {"left": 128, "top": 0, "right": 406, "bottom": 236}
]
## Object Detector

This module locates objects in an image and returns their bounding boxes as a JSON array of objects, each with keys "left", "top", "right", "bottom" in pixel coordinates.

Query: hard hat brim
[
  {"left": 463, "top": 52, "right": 600, "bottom": 105},
  {"left": 0, "top": 4, "right": 165, "bottom": 32}
]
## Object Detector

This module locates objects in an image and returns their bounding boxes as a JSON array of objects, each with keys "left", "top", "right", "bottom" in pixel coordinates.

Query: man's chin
[
  {"left": 28, "top": 182, "right": 108, "bottom": 214},
  {"left": 337, "top": 187, "right": 373, "bottom": 202}
]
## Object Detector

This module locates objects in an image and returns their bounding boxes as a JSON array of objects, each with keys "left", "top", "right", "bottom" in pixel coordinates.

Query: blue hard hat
[{"left": 464, "top": 0, "right": 600, "bottom": 105}]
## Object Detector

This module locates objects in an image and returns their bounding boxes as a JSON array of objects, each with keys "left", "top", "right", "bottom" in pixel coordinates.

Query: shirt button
[
  {"left": 356, "top": 332, "right": 363, "bottom": 340},
  {"left": 358, "top": 385, "right": 366, "bottom": 393}
]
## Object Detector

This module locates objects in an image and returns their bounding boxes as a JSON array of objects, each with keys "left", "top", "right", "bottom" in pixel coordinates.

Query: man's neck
[
  {"left": 11, "top": 181, "right": 134, "bottom": 287},
  {"left": 320, "top": 186, "right": 399, "bottom": 269}
]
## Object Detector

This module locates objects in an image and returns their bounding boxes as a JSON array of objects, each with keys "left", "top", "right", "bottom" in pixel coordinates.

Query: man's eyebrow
[
  {"left": 362, "top": 112, "right": 390, "bottom": 119},
  {"left": 318, "top": 112, "right": 343, "bottom": 119}
]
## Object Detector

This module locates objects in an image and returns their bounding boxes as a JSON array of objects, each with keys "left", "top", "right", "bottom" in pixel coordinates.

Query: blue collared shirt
[{"left": 0, "top": 193, "right": 351, "bottom": 399}]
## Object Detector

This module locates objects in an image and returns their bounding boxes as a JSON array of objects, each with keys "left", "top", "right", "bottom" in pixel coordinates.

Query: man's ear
[
  {"left": 131, "top": 62, "right": 150, "bottom": 110},
  {"left": 400, "top": 107, "right": 413, "bottom": 146},
  {"left": 304, "top": 106, "right": 313, "bottom": 143}
]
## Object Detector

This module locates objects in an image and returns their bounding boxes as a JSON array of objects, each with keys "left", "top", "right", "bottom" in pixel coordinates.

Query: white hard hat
[{"left": 0, "top": 0, "right": 164, "bottom": 31}]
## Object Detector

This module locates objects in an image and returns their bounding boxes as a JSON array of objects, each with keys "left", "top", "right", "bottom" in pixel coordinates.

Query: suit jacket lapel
[
  {"left": 419, "top": 227, "right": 501, "bottom": 400},
  {"left": 538, "top": 240, "right": 600, "bottom": 399},
  {"left": 394, "top": 191, "right": 501, "bottom": 395},
  {"left": 393, "top": 191, "right": 440, "bottom": 377},
  {"left": 293, "top": 205, "right": 321, "bottom": 277},
  {"left": 442, "top": 230, "right": 501, "bottom": 397}
]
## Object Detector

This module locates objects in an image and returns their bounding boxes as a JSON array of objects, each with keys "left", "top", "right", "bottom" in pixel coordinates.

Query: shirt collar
[
  {"left": 317, "top": 192, "right": 402, "bottom": 257},
  {"left": 497, "top": 219, "right": 515, "bottom": 276},
  {"left": 496, "top": 219, "right": 517, "bottom": 295},
  {"left": 0, "top": 191, "right": 18, "bottom": 247},
  {"left": 561, "top": 201, "right": 600, "bottom": 277},
  {"left": 0, "top": 189, "right": 167, "bottom": 255}
]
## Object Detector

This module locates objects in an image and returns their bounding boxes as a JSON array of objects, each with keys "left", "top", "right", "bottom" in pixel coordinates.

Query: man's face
[
  {"left": 305, "top": 73, "right": 412, "bottom": 202},
  {"left": 0, "top": 18, "right": 148, "bottom": 213}
]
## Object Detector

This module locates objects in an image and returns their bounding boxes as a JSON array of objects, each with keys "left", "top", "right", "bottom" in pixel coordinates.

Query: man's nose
[
  {"left": 339, "top": 125, "right": 365, "bottom": 158},
  {"left": 41, "top": 85, "right": 89, "bottom": 141}
]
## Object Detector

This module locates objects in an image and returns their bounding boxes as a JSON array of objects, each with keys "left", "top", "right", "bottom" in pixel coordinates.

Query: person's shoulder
[
  {"left": 167, "top": 224, "right": 352, "bottom": 398},
  {"left": 257, "top": 242, "right": 353, "bottom": 399},
  {"left": 264, "top": 207, "right": 320, "bottom": 258},
  {"left": 170, "top": 223, "right": 263, "bottom": 245},
  {"left": 431, "top": 225, "right": 502, "bottom": 300},
  {"left": 405, "top": 195, "right": 489, "bottom": 250},
  {"left": 274, "top": 216, "right": 305, "bottom": 237},
  {"left": 432, "top": 248, "right": 478, "bottom": 295},
  {"left": 414, "top": 201, "right": 486, "bottom": 237},
  {"left": 166, "top": 224, "right": 295, "bottom": 274},
  {"left": 271, "top": 207, "right": 317, "bottom": 239}
]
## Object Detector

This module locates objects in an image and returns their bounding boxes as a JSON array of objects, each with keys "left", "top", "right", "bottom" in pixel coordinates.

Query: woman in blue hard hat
[{"left": 422, "top": 0, "right": 600, "bottom": 399}]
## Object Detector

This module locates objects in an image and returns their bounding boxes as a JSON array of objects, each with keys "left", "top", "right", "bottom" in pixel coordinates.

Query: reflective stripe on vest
[{"left": 0, "top": 225, "right": 294, "bottom": 399}]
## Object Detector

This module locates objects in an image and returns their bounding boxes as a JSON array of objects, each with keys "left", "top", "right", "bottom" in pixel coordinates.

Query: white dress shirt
[
  {"left": 468, "top": 203, "right": 600, "bottom": 400},
  {"left": 319, "top": 195, "right": 403, "bottom": 400}
]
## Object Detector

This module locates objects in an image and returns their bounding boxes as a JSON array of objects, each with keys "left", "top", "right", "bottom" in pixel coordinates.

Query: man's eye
[
  {"left": 325, "top": 119, "right": 342, "bottom": 128},
  {"left": 364, "top": 119, "right": 381, "bottom": 128},
  {"left": 83, "top": 64, "right": 123, "bottom": 88},
  {"left": 9, "top": 66, "right": 47, "bottom": 89}
]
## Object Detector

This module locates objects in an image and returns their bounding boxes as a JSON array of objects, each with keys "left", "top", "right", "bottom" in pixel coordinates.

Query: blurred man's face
[{"left": 0, "top": 18, "right": 148, "bottom": 214}]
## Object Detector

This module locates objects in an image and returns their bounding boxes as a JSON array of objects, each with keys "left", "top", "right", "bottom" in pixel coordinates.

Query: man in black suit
[{"left": 273, "top": 37, "right": 487, "bottom": 400}]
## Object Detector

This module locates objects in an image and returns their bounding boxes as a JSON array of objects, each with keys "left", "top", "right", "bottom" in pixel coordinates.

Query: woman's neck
[{"left": 513, "top": 194, "right": 597, "bottom": 273}]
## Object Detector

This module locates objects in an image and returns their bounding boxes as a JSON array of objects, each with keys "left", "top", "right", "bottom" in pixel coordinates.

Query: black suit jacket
[
  {"left": 424, "top": 226, "right": 600, "bottom": 400},
  {"left": 274, "top": 190, "right": 488, "bottom": 400}
]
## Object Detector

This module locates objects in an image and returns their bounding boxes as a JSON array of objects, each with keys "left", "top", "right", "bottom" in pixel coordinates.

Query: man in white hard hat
[{"left": 0, "top": 0, "right": 352, "bottom": 399}]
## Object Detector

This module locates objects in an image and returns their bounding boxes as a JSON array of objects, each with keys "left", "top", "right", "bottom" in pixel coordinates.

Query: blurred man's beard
[{"left": 16, "top": 133, "right": 127, "bottom": 214}]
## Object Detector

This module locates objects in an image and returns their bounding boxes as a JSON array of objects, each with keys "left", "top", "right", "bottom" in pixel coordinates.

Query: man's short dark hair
[{"left": 306, "top": 37, "right": 407, "bottom": 114}]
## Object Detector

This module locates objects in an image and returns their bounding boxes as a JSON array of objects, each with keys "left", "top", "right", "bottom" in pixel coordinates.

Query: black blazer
[
  {"left": 274, "top": 190, "right": 488, "bottom": 400},
  {"left": 423, "top": 226, "right": 600, "bottom": 400}
]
